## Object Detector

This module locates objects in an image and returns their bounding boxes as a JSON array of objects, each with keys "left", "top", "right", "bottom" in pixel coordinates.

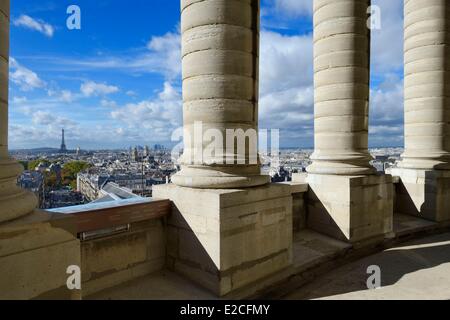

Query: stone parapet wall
[
  {"left": 280, "top": 181, "right": 309, "bottom": 233},
  {"left": 302, "top": 174, "right": 394, "bottom": 243},
  {"left": 390, "top": 168, "right": 450, "bottom": 222},
  {"left": 81, "top": 218, "right": 166, "bottom": 297},
  {"left": 0, "top": 200, "right": 170, "bottom": 299},
  {"left": 0, "top": 211, "right": 80, "bottom": 300},
  {"left": 154, "top": 183, "right": 293, "bottom": 296}
]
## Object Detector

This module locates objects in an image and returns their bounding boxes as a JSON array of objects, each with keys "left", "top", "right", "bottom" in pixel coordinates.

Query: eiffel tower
[{"left": 60, "top": 129, "right": 67, "bottom": 153}]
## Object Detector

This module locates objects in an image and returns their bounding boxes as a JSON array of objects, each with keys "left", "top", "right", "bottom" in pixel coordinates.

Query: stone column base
[
  {"left": 294, "top": 173, "right": 393, "bottom": 243},
  {"left": 0, "top": 211, "right": 80, "bottom": 299},
  {"left": 153, "top": 183, "right": 293, "bottom": 296},
  {"left": 390, "top": 168, "right": 450, "bottom": 222}
]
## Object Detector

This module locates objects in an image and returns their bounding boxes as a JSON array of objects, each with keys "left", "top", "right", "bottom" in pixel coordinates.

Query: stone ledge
[
  {"left": 0, "top": 211, "right": 76, "bottom": 257},
  {"left": 280, "top": 181, "right": 309, "bottom": 194},
  {"left": 0, "top": 210, "right": 80, "bottom": 300}
]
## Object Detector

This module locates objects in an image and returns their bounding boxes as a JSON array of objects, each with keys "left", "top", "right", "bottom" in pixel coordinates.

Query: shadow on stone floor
[{"left": 284, "top": 233, "right": 450, "bottom": 300}]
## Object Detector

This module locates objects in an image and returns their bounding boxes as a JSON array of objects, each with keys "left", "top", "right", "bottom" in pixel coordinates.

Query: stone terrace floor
[
  {"left": 88, "top": 214, "right": 450, "bottom": 300},
  {"left": 285, "top": 232, "right": 450, "bottom": 300}
]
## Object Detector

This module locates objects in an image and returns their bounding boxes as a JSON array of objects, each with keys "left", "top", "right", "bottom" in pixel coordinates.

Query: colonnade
[{"left": 1, "top": 0, "right": 449, "bottom": 224}]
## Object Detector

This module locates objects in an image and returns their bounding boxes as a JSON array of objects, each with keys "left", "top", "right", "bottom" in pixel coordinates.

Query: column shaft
[
  {"left": 0, "top": 1, "right": 9, "bottom": 159},
  {"left": 400, "top": 0, "right": 450, "bottom": 170},
  {"left": 307, "top": 0, "right": 375, "bottom": 175},
  {"left": 172, "top": 0, "right": 269, "bottom": 188},
  {"left": 0, "top": 0, "right": 37, "bottom": 223}
]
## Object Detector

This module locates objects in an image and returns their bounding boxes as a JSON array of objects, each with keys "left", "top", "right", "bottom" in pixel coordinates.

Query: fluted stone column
[
  {"left": 391, "top": 0, "right": 450, "bottom": 222},
  {"left": 0, "top": 0, "right": 37, "bottom": 223},
  {"left": 0, "top": 0, "right": 79, "bottom": 300},
  {"left": 171, "top": 0, "right": 270, "bottom": 189},
  {"left": 298, "top": 0, "right": 393, "bottom": 243},
  {"left": 153, "top": 0, "right": 292, "bottom": 296},
  {"left": 307, "top": 0, "right": 375, "bottom": 175},
  {"left": 400, "top": 0, "right": 450, "bottom": 170}
]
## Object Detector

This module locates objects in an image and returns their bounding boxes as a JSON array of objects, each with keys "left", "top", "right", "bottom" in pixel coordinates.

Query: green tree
[
  {"left": 18, "top": 161, "right": 28, "bottom": 171},
  {"left": 28, "top": 159, "right": 51, "bottom": 171},
  {"left": 44, "top": 171, "right": 58, "bottom": 187},
  {"left": 62, "top": 161, "right": 91, "bottom": 189}
]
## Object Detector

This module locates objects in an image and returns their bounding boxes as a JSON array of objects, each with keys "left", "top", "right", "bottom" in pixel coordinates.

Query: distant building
[
  {"left": 77, "top": 170, "right": 169, "bottom": 200},
  {"left": 77, "top": 172, "right": 109, "bottom": 201},
  {"left": 131, "top": 147, "right": 139, "bottom": 162},
  {"left": 17, "top": 170, "right": 44, "bottom": 194},
  {"left": 35, "top": 162, "right": 49, "bottom": 173},
  {"left": 93, "top": 182, "right": 140, "bottom": 203},
  {"left": 46, "top": 189, "right": 84, "bottom": 209},
  {"left": 48, "top": 163, "right": 62, "bottom": 184}
]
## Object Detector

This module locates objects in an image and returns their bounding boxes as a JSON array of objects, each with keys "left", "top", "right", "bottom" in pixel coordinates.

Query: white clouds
[
  {"left": 368, "top": 74, "right": 404, "bottom": 145},
  {"left": 158, "top": 81, "right": 179, "bottom": 101},
  {"left": 31, "top": 31, "right": 182, "bottom": 81},
  {"left": 111, "top": 82, "right": 182, "bottom": 141},
  {"left": 258, "top": 1, "right": 405, "bottom": 146},
  {"left": 271, "top": 0, "right": 313, "bottom": 17},
  {"left": 48, "top": 88, "right": 75, "bottom": 103},
  {"left": 100, "top": 99, "right": 118, "bottom": 108},
  {"left": 371, "top": 0, "right": 404, "bottom": 73},
  {"left": 13, "top": 15, "right": 54, "bottom": 37},
  {"left": 9, "top": 110, "right": 132, "bottom": 150},
  {"left": 31, "top": 110, "right": 77, "bottom": 129},
  {"left": 9, "top": 58, "right": 77, "bottom": 103},
  {"left": 81, "top": 81, "right": 119, "bottom": 97},
  {"left": 258, "top": 30, "right": 314, "bottom": 144},
  {"left": 370, "top": 74, "right": 404, "bottom": 124},
  {"left": 8, "top": 4, "right": 406, "bottom": 148},
  {"left": 9, "top": 58, "right": 46, "bottom": 91},
  {"left": 266, "top": 0, "right": 404, "bottom": 73},
  {"left": 260, "top": 31, "right": 313, "bottom": 93},
  {"left": 31, "top": 110, "right": 55, "bottom": 126},
  {"left": 12, "top": 96, "right": 27, "bottom": 104},
  {"left": 146, "top": 31, "right": 181, "bottom": 79},
  {"left": 59, "top": 90, "right": 74, "bottom": 103},
  {"left": 48, "top": 81, "right": 119, "bottom": 102},
  {"left": 126, "top": 90, "right": 137, "bottom": 97}
]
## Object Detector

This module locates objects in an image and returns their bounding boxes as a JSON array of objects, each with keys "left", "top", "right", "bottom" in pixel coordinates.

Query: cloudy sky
[{"left": 8, "top": 0, "right": 404, "bottom": 150}]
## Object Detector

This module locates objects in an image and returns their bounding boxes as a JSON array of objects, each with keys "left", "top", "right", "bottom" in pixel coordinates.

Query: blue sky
[{"left": 9, "top": 0, "right": 405, "bottom": 150}]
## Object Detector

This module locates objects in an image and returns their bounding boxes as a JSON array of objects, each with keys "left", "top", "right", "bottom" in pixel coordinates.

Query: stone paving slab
[
  {"left": 284, "top": 232, "right": 450, "bottom": 300},
  {"left": 87, "top": 270, "right": 216, "bottom": 300},
  {"left": 393, "top": 213, "right": 437, "bottom": 237}
]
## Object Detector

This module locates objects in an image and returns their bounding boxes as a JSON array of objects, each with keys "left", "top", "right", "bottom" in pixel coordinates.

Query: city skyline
[
  {"left": 9, "top": 126, "right": 404, "bottom": 152},
  {"left": 9, "top": 0, "right": 404, "bottom": 150}
]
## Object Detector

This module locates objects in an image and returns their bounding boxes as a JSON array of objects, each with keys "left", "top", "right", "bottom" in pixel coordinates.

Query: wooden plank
[{"left": 73, "top": 199, "right": 171, "bottom": 233}]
